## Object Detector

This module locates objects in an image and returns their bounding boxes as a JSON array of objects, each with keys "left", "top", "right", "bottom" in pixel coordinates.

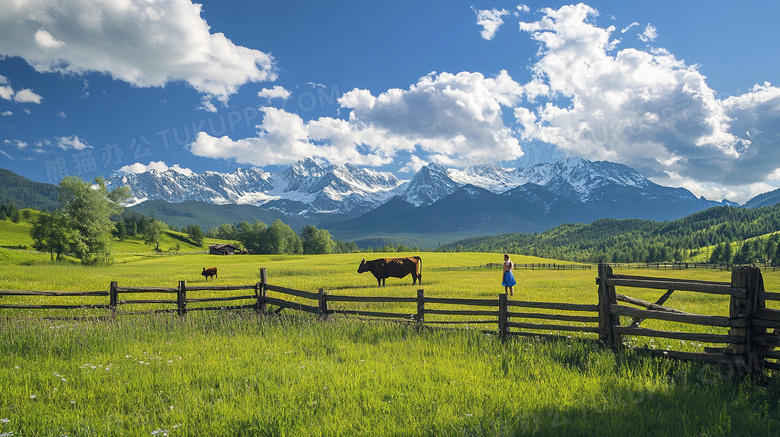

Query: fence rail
[
  {"left": 469, "top": 262, "right": 593, "bottom": 270},
  {"left": 3, "top": 265, "right": 780, "bottom": 373}
]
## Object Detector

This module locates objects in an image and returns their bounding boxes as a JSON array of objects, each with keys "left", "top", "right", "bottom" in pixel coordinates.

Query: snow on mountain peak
[{"left": 108, "top": 157, "right": 695, "bottom": 218}]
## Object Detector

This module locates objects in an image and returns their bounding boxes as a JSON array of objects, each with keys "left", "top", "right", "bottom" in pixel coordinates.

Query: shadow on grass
[{"left": 491, "top": 334, "right": 780, "bottom": 436}]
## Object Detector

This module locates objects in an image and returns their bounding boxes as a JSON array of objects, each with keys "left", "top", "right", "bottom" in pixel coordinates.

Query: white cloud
[
  {"left": 473, "top": 7, "right": 510, "bottom": 40},
  {"left": 621, "top": 22, "right": 639, "bottom": 33},
  {"left": 5, "top": 139, "right": 28, "bottom": 149},
  {"left": 258, "top": 86, "right": 291, "bottom": 100},
  {"left": 0, "top": 75, "right": 12, "bottom": 101},
  {"left": 14, "top": 89, "right": 43, "bottom": 104},
  {"left": 512, "top": 3, "right": 780, "bottom": 201},
  {"left": 399, "top": 155, "right": 428, "bottom": 173},
  {"left": 0, "top": 75, "right": 43, "bottom": 103},
  {"left": 116, "top": 161, "right": 196, "bottom": 176},
  {"left": 34, "top": 29, "right": 65, "bottom": 49},
  {"left": 117, "top": 161, "right": 170, "bottom": 175},
  {"left": 639, "top": 24, "right": 658, "bottom": 42},
  {"left": 0, "top": 0, "right": 276, "bottom": 105},
  {"left": 198, "top": 98, "right": 218, "bottom": 113},
  {"left": 56, "top": 135, "right": 91, "bottom": 150},
  {"left": 190, "top": 70, "right": 524, "bottom": 168},
  {"left": 1, "top": 111, "right": 11, "bottom": 116},
  {"left": 57, "top": 111, "right": 67, "bottom": 118},
  {"left": 517, "top": 4, "right": 531, "bottom": 14}
]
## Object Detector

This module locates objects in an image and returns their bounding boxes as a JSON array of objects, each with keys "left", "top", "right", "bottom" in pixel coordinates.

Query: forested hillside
[
  {"left": 0, "top": 169, "right": 61, "bottom": 211},
  {"left": 443, "top": 205, "right": 780, "bottom": 263}
]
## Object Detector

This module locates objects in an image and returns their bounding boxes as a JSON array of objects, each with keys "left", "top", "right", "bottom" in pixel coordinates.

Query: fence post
[
  {"left": 729, "top": 267, "right": 764, "bottom": 372},
  {"left": 318, "top": 288, "right": 328, "bottom": 319},
  {"left": 177, "top": 280, "right": 187, "bottom": 317},
  {"left": 597, "top": 263, "right": 621, "bottom": 347},
  {"left": 257, "top": 268, "right": 268, "bottom": 315},
  {"left": 498, "top": 293, "right": 508, "bottom": 338},
  {"left": 416, "top": 289, "right": 425, "bottom": 323},
  {"left": 109, "top": 281, "right": 118, "bottom": 316}
]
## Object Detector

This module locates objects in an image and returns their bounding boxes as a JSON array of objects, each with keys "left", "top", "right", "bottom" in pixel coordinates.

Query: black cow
[
  {"left": 357, "top": 257, "right": 422, "bottom": 286},
  {"left": 201, "top": 267, "right": 218, "bottom": 281}
]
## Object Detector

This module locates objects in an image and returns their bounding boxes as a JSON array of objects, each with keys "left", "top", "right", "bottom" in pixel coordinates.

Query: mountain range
[
  {"left": 103, "top": 157, "right": 737, "bottom": 245},
  {"left": 0, "top": 158, "right": 760, "bottom": 247}
]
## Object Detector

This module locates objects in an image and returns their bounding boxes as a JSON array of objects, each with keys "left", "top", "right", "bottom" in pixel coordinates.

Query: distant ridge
[
  {"left": 0, "top": 169, "right": 61, "bottom": 211},
  {"left": 743, "top": 188, "right": 780, "bottom": 209}
]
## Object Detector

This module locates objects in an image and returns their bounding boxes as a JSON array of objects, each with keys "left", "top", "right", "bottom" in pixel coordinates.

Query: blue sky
[{"left": 1, "top": 1, "right": 780, "bottom": 203}]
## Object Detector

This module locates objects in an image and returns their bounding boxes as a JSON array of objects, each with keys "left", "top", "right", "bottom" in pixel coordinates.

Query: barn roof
[{"left": 209, "top": 244, "right": 239, "bottom": 250}]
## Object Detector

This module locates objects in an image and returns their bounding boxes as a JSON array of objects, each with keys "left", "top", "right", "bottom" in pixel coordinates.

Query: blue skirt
[{"left": 502, "top": 271, "right": 516, "bottom": 287}]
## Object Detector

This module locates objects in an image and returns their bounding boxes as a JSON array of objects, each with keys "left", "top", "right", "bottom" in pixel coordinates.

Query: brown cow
[
  {"left": 357, "top": 257, "right": 422, "bottom": 286},
  {"left": 201, "top": 267, "right": 218, "bottom": 281}
]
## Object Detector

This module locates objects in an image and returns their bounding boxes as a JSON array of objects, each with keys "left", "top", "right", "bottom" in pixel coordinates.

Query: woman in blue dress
[{"left": 502, "top": 253, "right": 516, "bottom": 296}]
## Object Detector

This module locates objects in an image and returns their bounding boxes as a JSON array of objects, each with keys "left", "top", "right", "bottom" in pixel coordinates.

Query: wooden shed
[{"left": 209, "top": 244, "right": 239, "bottom": 255}]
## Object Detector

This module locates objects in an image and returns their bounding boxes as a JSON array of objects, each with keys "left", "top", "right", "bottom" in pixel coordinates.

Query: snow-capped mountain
[
  {"left": 400, "top": 163, "right": 460, "bottom": 206},
  {"left": 108, "top": 158, "right": 406, "bottom": 217},
  {"left": 109, "top": 156, "right": 726, "bottom": 224},
  {"left": 513, "top": 158, "right": 652, "bottom": 202}
]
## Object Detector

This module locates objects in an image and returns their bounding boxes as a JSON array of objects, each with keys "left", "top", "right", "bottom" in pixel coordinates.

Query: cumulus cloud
[
  {"left": 56, "top": 135, "right": 91, "bottom": 150},
  {"left": 0, "top": 75, "right": 43, "bottom": 103},
  {"left": 512, "top": 3, "right": 780, "bottom": 202},
  {"left": 399, "top": 155, "right": 428, "bottom": 173},
  {"left": 258, "top": 86, "right": 291, "bottom": 100},
  {"left": 34, "top": 29, "right": 65, "bottom": 49},
  {"left": 0, "top": 75, "right": 12, "bottom": 101},
  {"left": 182, "top": 2, "right": 780, "bottom": 202},
  {"left": 0, "top": 0, "right": 276, "bottom": 107},
  {"left": 117, "top": 160, "right": 194, "bottom": 176},
  {"left": 639, "top": 24, "right": 658, "bottom": 42},
  {"left": 1, "top": 111, "right": 11, "bottom": 117},
  {"left": 473, "top": 7, "right": 510, "bottom": 40},
  {"left": 191, "top": 70, "right": 524, "bottom": 168},
  {"left": 13, "top": 89, "right": 43, "bottom": 104}
]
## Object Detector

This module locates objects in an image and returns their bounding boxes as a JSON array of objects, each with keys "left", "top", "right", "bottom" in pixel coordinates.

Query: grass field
[{"left": 2, "top": 231, "right": 780, "bottom": 435}]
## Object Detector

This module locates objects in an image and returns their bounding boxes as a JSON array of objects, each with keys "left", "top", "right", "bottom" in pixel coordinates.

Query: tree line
[
  {"left": 441, "top": 205, "right": 780, "bottom": 263},
  {"left": 206, "top": 220, "right": 358, "bottom": 255},
  {"left": 0, "top": 201, "right": 22, "bottom": 223}
]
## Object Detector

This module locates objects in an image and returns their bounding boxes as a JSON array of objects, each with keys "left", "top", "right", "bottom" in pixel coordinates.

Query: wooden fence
[
  {"left": 596, "top": 263, "right": 780, "bottom": 372},
  {"left": 469, "top": 262, "right": 593, "bottom": 270},
  {"left": 602, "top": 262, "right": 780, "bottom": 271},
  {"left": 2, "top": 265, "right": 780, "bottom": 372}
]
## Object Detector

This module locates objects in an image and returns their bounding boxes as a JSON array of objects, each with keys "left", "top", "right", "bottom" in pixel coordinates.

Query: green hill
[
  {"left": 0, "top": 208, "right": 231, "bottom": 264},
  {"left": 443, "top": 204, "right": 780, "bottom": 263},
  {"left": 0, "top": 169, "right": 61, "bottom": 211}
]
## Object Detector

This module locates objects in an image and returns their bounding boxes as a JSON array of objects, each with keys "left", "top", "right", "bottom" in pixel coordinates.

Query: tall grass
[
  {"left": 2, "top": 251, "right": 780, "bottom": 435},
  {"left": 2, "top": 313, "right": 779, "bottom": 436}
]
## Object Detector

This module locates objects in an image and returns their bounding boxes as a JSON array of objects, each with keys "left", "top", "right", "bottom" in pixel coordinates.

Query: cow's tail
[{"left": 415, "top": 256, "right": 422, "bottom": 284}]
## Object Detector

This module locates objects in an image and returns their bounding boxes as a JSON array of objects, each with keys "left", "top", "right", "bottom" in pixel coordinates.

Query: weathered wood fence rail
[
  {"left": 597, "top": 263, "right": 780, "bottom": 373},
  {"left": 3, "top": 265, "right": 780, "bottom": 372}
]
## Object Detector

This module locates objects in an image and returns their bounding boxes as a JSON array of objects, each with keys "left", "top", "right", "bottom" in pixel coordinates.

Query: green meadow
[{"left": 1, "top": 224, "right": 780, "bottom": 435}]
